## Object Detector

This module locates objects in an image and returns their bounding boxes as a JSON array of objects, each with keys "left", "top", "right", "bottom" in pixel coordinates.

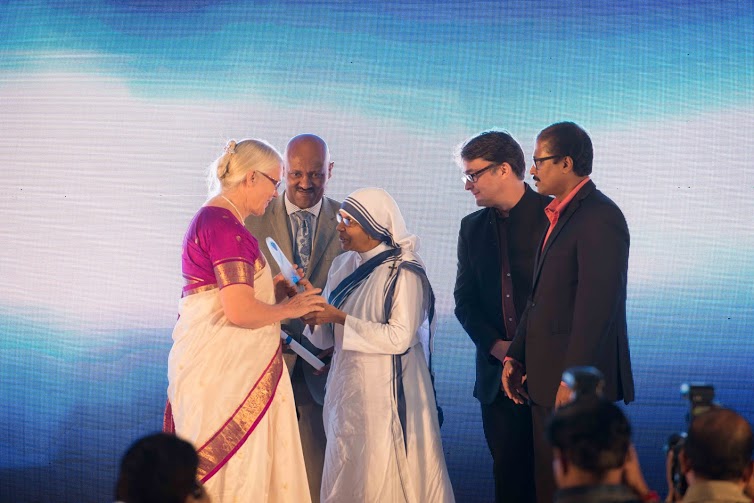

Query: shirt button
[
  {"left": 508, "top": 317, "right": 513, "bottom": 321},
  {"left": 505, "top": 294, "right": 510, "bottom": 298},
  {"left": 506, "top": 273, "right": 511, "bottom": 277}
]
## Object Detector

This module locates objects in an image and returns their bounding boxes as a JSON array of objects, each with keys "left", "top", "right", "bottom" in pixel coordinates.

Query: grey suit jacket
[{"left": 245, "top": 194, "right": 343, "bottom": 405}]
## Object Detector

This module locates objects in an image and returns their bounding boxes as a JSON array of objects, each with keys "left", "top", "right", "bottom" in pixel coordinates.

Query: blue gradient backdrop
[{"left": 1, "top": 1, "right": 753, "bottom": 501}]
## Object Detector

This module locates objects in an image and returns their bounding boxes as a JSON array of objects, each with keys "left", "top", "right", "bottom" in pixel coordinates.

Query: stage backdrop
[{"left": 1, "top": 1, "right": 753, "bottom": 501}]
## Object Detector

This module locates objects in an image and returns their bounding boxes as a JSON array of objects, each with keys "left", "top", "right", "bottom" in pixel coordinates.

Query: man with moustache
[
  {"left": 245, "top": 133, "right": 342, "bottom": 503},
  {"left": 502, "top": 122, "right": 635, "bottom": 503},
  {"left": 454, "top": 131, "right": 551, "bottom": 502}
]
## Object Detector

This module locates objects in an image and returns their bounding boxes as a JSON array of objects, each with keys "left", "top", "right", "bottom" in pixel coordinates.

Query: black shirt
[{"left": 496, "top": 184, "right": 550, "bottom": 339}]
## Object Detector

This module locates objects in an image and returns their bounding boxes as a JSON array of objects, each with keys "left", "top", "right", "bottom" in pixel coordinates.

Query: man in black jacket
[
  {"left": 454, "top": 130, "right": 551, "bottom": 503},
  {"left": 503, "top": 122, "right": 635, "bottom": 503}
]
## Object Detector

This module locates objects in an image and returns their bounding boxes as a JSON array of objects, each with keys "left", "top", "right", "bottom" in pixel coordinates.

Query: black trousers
[
  {"left": 531, "top": 403, "right": 556, "bottom": 503},
  {"left": 481, "top": 391, "right": 536, "bottom": 503}
]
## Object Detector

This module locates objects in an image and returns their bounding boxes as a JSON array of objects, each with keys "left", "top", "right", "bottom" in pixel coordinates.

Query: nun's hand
[{"left": 302, "top": 304, "right": 346, "bottom": 326}]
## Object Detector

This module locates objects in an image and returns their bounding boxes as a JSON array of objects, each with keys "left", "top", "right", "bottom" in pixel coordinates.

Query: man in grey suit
[{"left": 245, "top": 133, "right": 342, "bottom": 503}]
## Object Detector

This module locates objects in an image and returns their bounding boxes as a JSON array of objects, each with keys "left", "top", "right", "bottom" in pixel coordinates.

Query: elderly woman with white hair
[
  {"left": 165, "top": 139, "right": 325, "bottom": 503},
  {"left": 303, "top": 188, "right": 455, "bottom": 503}
]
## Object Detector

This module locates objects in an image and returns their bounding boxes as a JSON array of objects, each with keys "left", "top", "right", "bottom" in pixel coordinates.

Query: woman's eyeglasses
[
  {"left": 336, "top": 213, "right": 356, "bottom": 227},
  {"left": 256, "top": 170, "right": 281, "bottom": 189}
]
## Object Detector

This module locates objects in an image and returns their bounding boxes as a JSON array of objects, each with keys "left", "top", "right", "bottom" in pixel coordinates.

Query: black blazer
[
  {"left": 508, "top": 180, "right": 635, "bottom": 406},
  {"left": 454, "top": 185, "right": 551, "bottom": 405}
]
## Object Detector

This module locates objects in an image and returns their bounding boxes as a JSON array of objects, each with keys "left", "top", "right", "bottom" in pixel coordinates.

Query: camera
[
  {"left": 680, "top": 383, "right": 715, "bottom": 418},
  {"left": 562, "top": 366, "right": 605, "bottom": 400},
  {"left": 664, "top": 383, "right": 716, "bottom": 499}
]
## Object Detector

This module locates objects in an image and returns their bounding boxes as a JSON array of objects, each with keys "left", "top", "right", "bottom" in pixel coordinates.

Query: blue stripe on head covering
[{"left": 340, "top": 198, "right": 397, "bottom": 247}]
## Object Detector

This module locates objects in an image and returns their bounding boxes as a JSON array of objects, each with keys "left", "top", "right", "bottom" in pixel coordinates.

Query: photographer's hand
[
  {"left": 665, "top": 448, "right": 680, "bottom": 502},
  {"left": 554, "top": 383, "right": 573, "bottom": 409},
  {"left": 622, "top": 444, "right": 659, "bottom": 502}
]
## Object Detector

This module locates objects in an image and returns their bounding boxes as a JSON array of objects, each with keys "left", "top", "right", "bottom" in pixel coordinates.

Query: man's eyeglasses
[
  {"left": 256, "top": 170, "right": 281, "bottom": 189},
  {"left": 461, "top": 163, "right": 499, "bottom": 184},
  {"left": 336, "top": 213, "right": 357, "bottom": 227},
  {"left": 532, "top": 155, "right": 562, "bottom": 169}
]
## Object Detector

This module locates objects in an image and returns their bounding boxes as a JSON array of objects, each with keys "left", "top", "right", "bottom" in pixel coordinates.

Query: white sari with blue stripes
[{"left": 306, "top": 243, "right": 454, "bottom": 503}]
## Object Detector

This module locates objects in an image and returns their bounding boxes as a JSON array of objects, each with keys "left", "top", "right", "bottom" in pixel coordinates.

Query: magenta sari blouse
[{"left": 181, "top": 206, "right": 266, "bottom": 297}]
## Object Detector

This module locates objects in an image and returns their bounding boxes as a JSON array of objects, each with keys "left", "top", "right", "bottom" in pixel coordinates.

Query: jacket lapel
[
  {"left": 269, "top": 195, "right": 295, "bottom": 264},
  {"left": 486, "top": 207, "right": 501, "bottom": 277},
  {"left": 531, "top": 180, "right": 595, "bottom": 291}
]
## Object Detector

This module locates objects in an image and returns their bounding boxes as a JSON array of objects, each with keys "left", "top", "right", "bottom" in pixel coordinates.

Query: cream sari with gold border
[{"left": 168, "top": 262, "right": 310, "bottom": 503}]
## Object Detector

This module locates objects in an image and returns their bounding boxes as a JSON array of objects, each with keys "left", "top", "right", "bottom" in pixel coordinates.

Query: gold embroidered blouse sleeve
[{"left": 213, "top": 256, "right": 266, "bottom": 289}]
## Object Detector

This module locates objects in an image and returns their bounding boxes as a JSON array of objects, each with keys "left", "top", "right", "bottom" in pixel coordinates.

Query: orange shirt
[{"left": 541, "top": 177, "right": 590, "bottom": 251}]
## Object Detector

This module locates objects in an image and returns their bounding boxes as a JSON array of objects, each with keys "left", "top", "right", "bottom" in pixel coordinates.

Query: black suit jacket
[
  {"left": 454, "top": 185, "right": 551, "bottom": 405},
  {"left": 508, "top": 180, "right": 635, "bottom": 406}
]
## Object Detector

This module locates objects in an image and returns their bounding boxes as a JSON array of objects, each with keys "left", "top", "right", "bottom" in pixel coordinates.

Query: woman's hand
[
  {"left": 301, "top": 304, "right": 347, "bottom": 326},
  {"left": 273, "top": 273, "right": 297, "bottom": 303},
  {"left": 280, "top": 288, "right": 326, "bottom": 319},
  {"left": 273, "top": 266, "right": 307, "bottom": 303}
]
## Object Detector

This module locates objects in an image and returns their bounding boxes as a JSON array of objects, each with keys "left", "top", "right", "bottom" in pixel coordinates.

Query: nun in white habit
[{"left": 302, "top": 188, "right": 454, "bottom": 503}]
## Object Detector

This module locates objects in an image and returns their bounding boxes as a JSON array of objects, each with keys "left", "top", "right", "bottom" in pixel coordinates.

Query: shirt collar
[
  {"left": 545, "top": 176, "right": 590, "bottom": 217},
  {"left": 503, "top": 183, "right": 535, "bottom": 219},
  {"left": 284, "top": 192, "right": 322, "bottom": 217}
]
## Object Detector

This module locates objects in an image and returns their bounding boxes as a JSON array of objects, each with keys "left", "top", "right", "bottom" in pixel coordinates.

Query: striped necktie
[{"left": 291, "top": 210, "right": 314, "bottom": 272}]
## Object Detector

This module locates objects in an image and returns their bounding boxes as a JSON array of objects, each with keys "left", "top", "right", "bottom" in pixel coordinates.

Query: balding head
[
  {"left": 285, "top": 134, "right": 329, "bottom": 165},
  {"left": 684, "top": 407, "right": 754, "bottom": 482},
  {"left": 283, "top": 134, "right": 333, "bottom": 209}
]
